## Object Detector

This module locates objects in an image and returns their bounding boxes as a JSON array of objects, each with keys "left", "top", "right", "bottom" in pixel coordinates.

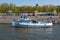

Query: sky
[{"left": 0, "top": 0, "right": 60, "bottom": 6}]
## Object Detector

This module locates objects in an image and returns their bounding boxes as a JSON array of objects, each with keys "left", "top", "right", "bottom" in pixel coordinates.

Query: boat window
[
  {"left": 32, "top": 20, "right": 38, "bottom": 23},
  {"left": 20, "top": 20, "right": 31, "bottom": 23}
]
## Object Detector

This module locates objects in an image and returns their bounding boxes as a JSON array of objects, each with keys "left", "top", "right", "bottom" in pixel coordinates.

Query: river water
[{"left": 0, "top": 24, "right": 60, "bottom": 40}]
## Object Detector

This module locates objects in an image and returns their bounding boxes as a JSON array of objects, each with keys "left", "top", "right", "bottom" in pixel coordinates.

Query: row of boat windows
[{"left": 20, "top": 20, "right": 38, "bottom": 23}]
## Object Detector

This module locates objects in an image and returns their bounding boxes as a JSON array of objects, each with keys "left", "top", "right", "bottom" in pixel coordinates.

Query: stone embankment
[{"left": 0, "top": 16, "right": 60, "bottom": 23}]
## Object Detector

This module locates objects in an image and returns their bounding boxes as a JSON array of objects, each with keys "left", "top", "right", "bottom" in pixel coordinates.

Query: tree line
[{"left": 0, "top": 3, "right": 60, "bottom": 13}]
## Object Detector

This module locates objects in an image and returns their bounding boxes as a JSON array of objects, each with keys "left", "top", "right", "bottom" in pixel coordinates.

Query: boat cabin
[{"left": 20, "top": 18, "right": 38, "bottom": 23}]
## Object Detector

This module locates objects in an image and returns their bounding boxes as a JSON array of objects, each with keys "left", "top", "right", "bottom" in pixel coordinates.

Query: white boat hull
[{"left": 12, "top": 22, "right": 53, "bottom": 28}]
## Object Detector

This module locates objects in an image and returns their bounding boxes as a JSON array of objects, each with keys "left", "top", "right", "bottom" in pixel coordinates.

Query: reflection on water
[{"left": 0, "top": 24, "right": 60, "bottom": 40}]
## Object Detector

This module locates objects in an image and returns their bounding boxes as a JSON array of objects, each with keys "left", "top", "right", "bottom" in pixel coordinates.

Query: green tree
[
  {"left": 0, "top": 3, "right": 9, "bottom": 13},
  {"left": 48, "top": 5, "right": 56, "bottom": 12},
  {"left": 42, "top": 5, "right": 49, "bottom": 12},
  {"left": 26, "top": 6, "right": 34, "bottom": 13},
  {"left": 9, "top": 3, "right": 16, "bottom": 13},
  {"left": 19, "top": 6, "right": 26, "bottom": 13},
  {"left": 56, "top": 6, "right": 60, "bottom": 13},
  {"left": 37, "top": 6, "right": 42, "bottom": 12}
]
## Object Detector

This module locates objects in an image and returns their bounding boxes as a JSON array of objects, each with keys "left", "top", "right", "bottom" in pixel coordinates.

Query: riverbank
[{"left": 0, "top": 16, "right": 60, "bottom": 24}]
